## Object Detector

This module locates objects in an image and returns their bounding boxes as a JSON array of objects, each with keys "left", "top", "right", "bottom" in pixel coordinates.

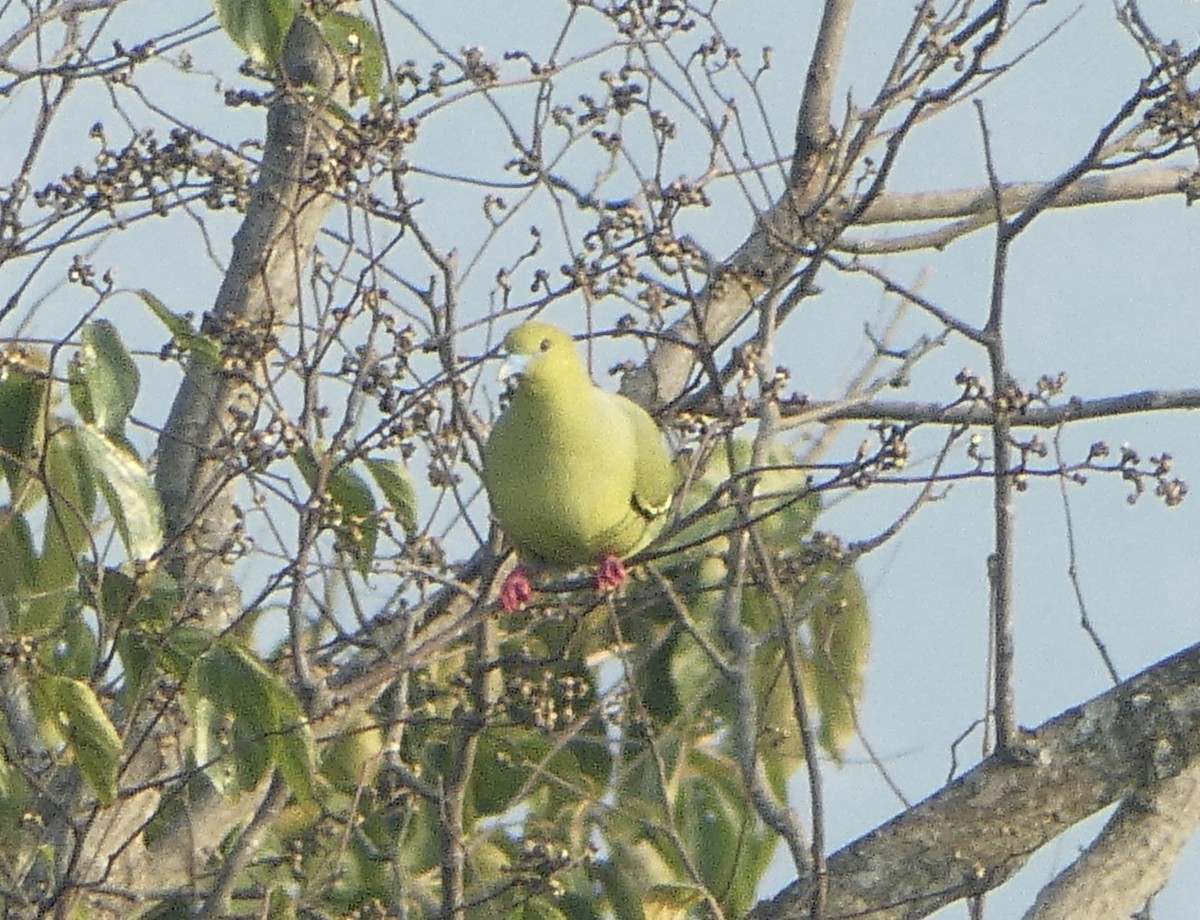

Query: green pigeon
[{"left": 482, "top": 321, "right": 675, "bottom": 611}]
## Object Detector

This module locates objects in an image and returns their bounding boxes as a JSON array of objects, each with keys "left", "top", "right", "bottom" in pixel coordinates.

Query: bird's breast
[{"left": 484, "top": 393, "right": 646, "bottom": 563}]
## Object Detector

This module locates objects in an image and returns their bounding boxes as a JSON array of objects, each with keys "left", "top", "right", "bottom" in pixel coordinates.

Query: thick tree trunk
[
  {"left": 748, "top": 641, "right": 1200, "bottom": 920},
  {"left": 62, "top": 15, "right": 350, "bottom": 917}
]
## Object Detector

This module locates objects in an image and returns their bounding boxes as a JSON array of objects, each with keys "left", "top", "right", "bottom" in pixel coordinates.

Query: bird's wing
[
  {"left": 483, "top": 321, "right": 675, "bottom": 563},
  {"left": 615, "top": 393, "right": 675, "bottom": 522}
]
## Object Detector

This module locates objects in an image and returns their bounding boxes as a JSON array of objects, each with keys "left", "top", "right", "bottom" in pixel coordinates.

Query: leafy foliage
[
  {"left": 0, "top": 322, "right": 318, "bottom": 859},
  {"left": 30, "top": 676, "right": 122, "bottom": 805},
  {"left": 9, "top": 1, "right": 1191, "bottom": 917},
  {"left": 137, "top": 289, "right": 222, "bottom": 367},
  {"left": 213, "top": 0, "right": 384, "bottom": 103},
  {"left": 318, "top": 10, "right": 386, "bottom": 103},
  {"left": 212, "top": 0, "right": 301, "bottom": 68},
  {"left": 0, "top": 9, "right": 877, "bottom": 910},
  {"left": 252, "top": 440, "right": 868, "bottom": 919},
  {"left": 188, "top": 638, "right": 315, "bottom": 801},
  {"left": 296, "top": 445, "right": 418, "bottom": 578}
]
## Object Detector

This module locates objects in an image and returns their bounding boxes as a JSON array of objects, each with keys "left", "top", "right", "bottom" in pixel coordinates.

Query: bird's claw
[
  {"left": 500, "top": 566, "right": 534, "bottom": 613},
  {"left": 596, "top": 554, "right": 628, "bottom": 594}
]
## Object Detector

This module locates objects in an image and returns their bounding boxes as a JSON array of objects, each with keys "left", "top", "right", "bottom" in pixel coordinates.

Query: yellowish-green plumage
[{"left": 482, "top": 322, "right": 675, "bottom": 572}]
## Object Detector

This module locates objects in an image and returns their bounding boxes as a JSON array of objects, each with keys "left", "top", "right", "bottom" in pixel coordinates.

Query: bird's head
[{"left": 498, "top": 322, "right": 587, "bottom": 394}]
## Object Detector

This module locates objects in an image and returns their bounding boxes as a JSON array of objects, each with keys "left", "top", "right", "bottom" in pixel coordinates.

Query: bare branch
[
  {"left": 855, "top": 167, "right": 1197, "bottom": 227},
  {"left": 783, "top": 389, "right": 1200, "bottom": 428},
  {"left": 1024, "top": 761, "right": 1200, "bottom": 920},
  {"left": 748, "top": 641, "right": 1200, "bottom": 920},
  {"left": 791, "top": 0, "right": 855, "bottom": 185}
]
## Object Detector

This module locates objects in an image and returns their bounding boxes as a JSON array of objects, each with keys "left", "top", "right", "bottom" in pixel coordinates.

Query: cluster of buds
[
  {"left": 514, "top": 835, "right": 581, "bottom": 895},
  {"left": 604, "top": 0, "right": 697, "bottom": 37},
  {"left": 34, "top": 126, "right": 251, "bottom": 219},
  {"left": 1115, "top": 446, "right": 1188, "bottom": 507},
  {"left": 843, "top": 422, "right": 911, "bottom": 489},
  {"left": 203, "top": 311, "right": 279, "bottom": 384},
  {"left": 504, "top": 668, "right": 593, "bottom": 732}
]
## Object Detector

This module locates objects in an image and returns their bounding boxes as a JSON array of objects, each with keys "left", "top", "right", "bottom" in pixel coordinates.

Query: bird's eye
[{"left": 539, "top": 338, "right": 551, "bottom": 352}]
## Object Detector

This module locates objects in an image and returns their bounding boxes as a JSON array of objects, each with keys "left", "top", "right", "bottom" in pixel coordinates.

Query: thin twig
[
  {"left": 1053, "top": 426, "right": 1121, "bottom": 685},
  {"left": 439, "top": 615, "right": 495, "bottom": 920},
  {"left": 975, "top": 98, "right": 1020, "bottom": 758},
  {"left": 196, "top": 773, "right": 288, "bottom": 920}
]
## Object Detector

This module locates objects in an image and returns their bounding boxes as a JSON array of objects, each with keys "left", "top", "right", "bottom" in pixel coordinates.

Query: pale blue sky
[{"left": 2, "top": 1, "right": 1198, "bottom": 916}]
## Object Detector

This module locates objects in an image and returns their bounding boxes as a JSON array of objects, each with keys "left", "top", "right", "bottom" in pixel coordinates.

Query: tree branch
[
  {"left": 72, "top": 13, "right": 353, "bottom": 910},
  {"left": 855, "top": 166, "right": 1196, "bottom": 226},
  {"left": 783, "top": 389, "right": 1200, "bottom": 428},
  {"left": 748, "top": 640, "right": 1200, "bottom": 920},
  {"left": 156, "top": 13, "right": 346, "bottom": 630},
  {"left": 790, "top": 0, "right": 854, "bottom": 186},
  {"left": 1023, "top": 760, "right": 1200, "bottom": 920}
]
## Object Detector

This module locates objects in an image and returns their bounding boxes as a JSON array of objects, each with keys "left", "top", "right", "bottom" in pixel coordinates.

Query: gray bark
[
  {"left": 59, "top": 14, "right": 350, "bottom": 916},
  {"left": 748, "top": 641, "right": 1200, "bottom": 920}
]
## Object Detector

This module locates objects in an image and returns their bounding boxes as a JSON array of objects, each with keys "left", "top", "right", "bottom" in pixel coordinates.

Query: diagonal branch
[
  {"left": 784, "top": 389, "right": 1200, "bottom": 428},
  {"left": 1023, "top": 759, "right": 1200, "bottom": 920},
  {"left": 155, "top": 13, "right": 347, "bottom": 631},
  {"left": 66, "top": 15, "right": 354, "bottom": 915},
  {"left": 747, "top": 640, "right": 1200, "bottom": 920},
  {"left": 620, "top": 2, "right": 856, "bottom": 413}
]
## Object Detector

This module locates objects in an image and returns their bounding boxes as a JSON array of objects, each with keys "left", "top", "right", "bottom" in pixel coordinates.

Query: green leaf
[
  {"left": 642, "top": 629, "right": 682, "bottom": 722},
  {"left": 802, "top": 561, "right": 870, "bottom": 759},
  {"left": 21, "top": 430, "right": 94, "bottom": 633},
  {"left": 66, "top": 360, "right": 91, "bottom": 431},
  {"left": 319, "top": 718, "right": 384, "bottom": 795},
  {"left": 48, "top": 610, "right": 99, "bottom": 679},
  {"left": 678, "top": 751, "right": 760, "bottom": 911},
  {"left": 136, "top": 289, "right": 222, "bottom": 367},
  {"left": 330, "top": 464, "right": 377, "bottom": 577},
  {"left": 566, "top": 717, "right": 614, "bottom": 787},
  {"left": 293, "top": 443, "right": 318, "bottom": 483},
  {"left": 116, "top": 631, "right": 156, "bottom": 703},
  {"left": 134, "top": 569, "right": 180, "bottom": 625},
  {"left": 24, "top": 548, "right": 76, "bottom": 634},
  {"left": 327, "top": 460, "right": 374, "bottom": 517},
  {"left": 0, "top": 506, "right": 35, "bottom": 602},
  {"left": 644, "top": 885, "right": 706, "bottom": 920},
  {"left": 318, "top": 11, "right": 384, "bottom": 101},
  {"left": 44, "top": 426, "right": 97, "bottom": 559},
  {"left": 94, "top": 568, "right": 138, "bottom": 624},
  {"left": 188, "top": 640, "right": 273, "bottom": 796},
  {"left": 296, "top": 447, "right": 380, "bottom": 577},
  {"left": 350, "top": 515, "right": 380, "bottom": 577},
  {"left": 506, "top": 897, "right": 568, "bottom": 920},
  {"left": 118, "top": 621, "right": 206, "bottom": 702},
  {"left": 0, "top": 352, "right": 49, "bottom": 502},
  {"left": 134, "top": 289, "right": 190, "bottom": 338},
  {"left": 31, "top": 676, "right": 121, "bottom": 805},
  {"left": 88, "top": 566, "right": 178, "bottom": 627},
  {"left": 213, "top": 0, "right": 300, "bottom": 67},
  {"left": 70, "top": 321, "right": 139, "bottom": 436},
  {"left": 365, "top": 457, "right": 418, "bottom": 536},
  {"left": 473, "top": 730, "right": 542, "bottom": 817},
  {"left": 267, "top": 888, "right": 298, "bottom": 920},
  {"left": 269, "top": 673, "right": 315, "bottom": 803},
  {"left": 187, "top": 639, "right": 314, "bottom": 800},
  {"left": 77, "top": 425, "right": 164, "bottom": 562},
  {"left": 161, "top": 626, "right": 214, "bottom": 676}
]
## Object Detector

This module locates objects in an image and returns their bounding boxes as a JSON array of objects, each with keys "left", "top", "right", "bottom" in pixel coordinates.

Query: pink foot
[
  {"left": 595, "top": 554, "right": 628, "bottom": 594},
  {"left": 500, "top": 566, "right": 534, "bottom": 612}
]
